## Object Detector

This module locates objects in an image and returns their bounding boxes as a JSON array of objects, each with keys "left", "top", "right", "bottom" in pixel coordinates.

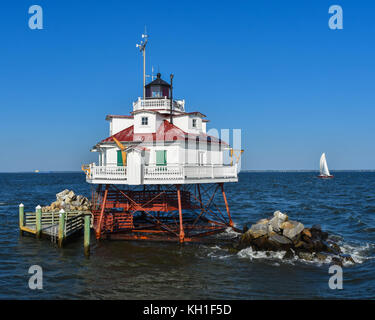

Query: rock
[
  {"left": 325, "top": 241, "right": 342, "bottom": 254},
  {"left": 248, "top": 223, "right": 269, "bottom": 239},
  {"left": 302, "top": 228, "right": 312, "bottom": 238},
  {"left": 67, "top": 190, "right": 76, "bottom": 199},
  {"left": 283, "top": 248, "right": 295, "bottom": 259},
  {"left": 280, "top": 221, "right": 294, "bottom": 229},
  {"left": 298, "top": 251, "right": 314, "bottom": 261},
  {"left": 331, "top": 256, "right": 343, "bottom": 267},
  {"left": 341, "top": 254, "right": 355, "bottom": 264},
  {"left": 242, "top": 224, "right": 249, "bottom": 233},
  {"left": 256, "top": 218, "right": 269, "bottom": 225},
  {"left": 269, "top": 211, "right": 288, "bottom": 232},
  {"left": 273, "top": 210, "right": 288, "bottom": 221},
  {"left": 251, "top": 235, "right": 269, "bottom": 249},
  {"left": 314, "top": 252, "right": 329, "bottom": 262},
  {"left": 283, "top": 221, "right": 304, "bottom": 240},
  {"left": 269, "top": 234, "right": 292, "bottom": 245},
  {"left": 311, "top": 224, "right": 321, "bottom": 231},
  {"left": 56, "top": 189, "right": 70, "bottom": 200},
  {"left": 70, "top": 200, "right": 81, "bottom": 207},
  {"left": 295, "top": 241, "right": 305, "bottom": 248}
]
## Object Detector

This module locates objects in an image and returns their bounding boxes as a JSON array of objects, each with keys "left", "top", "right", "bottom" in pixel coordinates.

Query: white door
[{"left": 198, "top": 152, "right": 206, "bottom": 166}]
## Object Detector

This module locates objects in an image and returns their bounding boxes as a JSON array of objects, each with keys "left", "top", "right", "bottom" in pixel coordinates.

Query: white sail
[{"left": 319, "top": 153, "right": 331, "bottom": 176}]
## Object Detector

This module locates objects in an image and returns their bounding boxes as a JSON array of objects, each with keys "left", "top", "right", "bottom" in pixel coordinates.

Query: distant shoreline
[
  {"left": 240, "top": 170, "right": 375, "bottom": 173},
  {"left": 1, "top": 170, "right": 375, "bottom": 173}
]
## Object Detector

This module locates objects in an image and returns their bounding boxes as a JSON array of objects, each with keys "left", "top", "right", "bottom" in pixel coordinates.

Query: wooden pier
[{"left": 19, "top": 204, "right": 92, "bottom": 255}]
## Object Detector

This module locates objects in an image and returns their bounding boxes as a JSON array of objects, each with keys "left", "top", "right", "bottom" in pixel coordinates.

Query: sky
[{"left": 0, "top": 0, "right": 374, "bottom": 171}]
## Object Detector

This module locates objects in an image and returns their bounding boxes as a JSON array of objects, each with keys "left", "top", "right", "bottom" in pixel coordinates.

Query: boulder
[
  {"left": 331, "top": 256, "right": 343, "bottom": 267},
  {"left": 283, "top": 248, "right": 295, "bottom": 259},
  {"left": 256, "top": 218, "right": 269, "bottom": 225},
  {"left": 311, "top": 224, "right": 321, "bottom": 231},
  {"left": 325, "top": 241, "right": 342, "bottom": 254},
  {"left": 268, "top": 234, "right": 293, "bottom": 250},
  {"left": 302, "top": 228, "right": 312, "bottom": 238},
  {"left": 314, "top": 252, "right": 329, "bottom": 262},
  {"left": 298, "top": 251, "right": 314, "bottom": 261},
  {"left": 283, "top": 221, "right": 304, "bottom": 240},
  {"left": 269, "top": 211, "right": 288, "bottom": 232},
  {"left": 280, "top": 221, "right": 294, "bottom": 230},
  {"left": 56, "top": 189, "right": 70, "bottom": 200},
  {"left": 341, "top": 254, "right": 355, "bottom": 264},
  {"left": 248, "top": 223, "right": 269, "bottom": 239}
]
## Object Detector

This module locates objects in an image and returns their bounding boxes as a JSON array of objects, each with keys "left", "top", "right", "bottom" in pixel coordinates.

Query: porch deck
[{"left": 85, "top": 164, "right": 238, "bottom": 185}]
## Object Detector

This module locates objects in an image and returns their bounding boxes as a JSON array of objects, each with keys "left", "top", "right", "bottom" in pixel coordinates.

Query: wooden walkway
[{"left": 20, "top": 210, "right": 89, "bottom": 243}]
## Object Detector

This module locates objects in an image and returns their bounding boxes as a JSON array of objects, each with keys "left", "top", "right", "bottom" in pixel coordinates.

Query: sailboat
[{"left": 318, "top": 153, "right": 334, "bottom": 179}]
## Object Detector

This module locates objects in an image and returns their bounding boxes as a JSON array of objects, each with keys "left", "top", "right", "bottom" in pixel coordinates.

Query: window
[
  {"left": 117, "top": 150, "right": 124, "bottom": 166},
  {"left": 156, "top": 150, "right": 167, "bottom": 166},
  {"left": 141, "top": 117, "right": 148, "bottom": 126},
  {"left": 192, "top": 119, "right": 197, "bottom": 128}
]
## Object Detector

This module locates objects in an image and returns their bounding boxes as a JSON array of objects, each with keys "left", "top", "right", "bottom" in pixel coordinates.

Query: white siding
[
  {"left": 111, "top": 118, "right": 133, "bottom": 135},
  {"left": 134, "top": 112, "right": 158, "bottom": 134}
]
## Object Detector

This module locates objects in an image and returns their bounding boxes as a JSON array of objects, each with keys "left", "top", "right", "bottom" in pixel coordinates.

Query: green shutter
[
  {"left": 117, "top": 150, "right": 123, "bottom": 166},
  {"left": 156, "top": 150, "right": 167, "bottom": 166}
]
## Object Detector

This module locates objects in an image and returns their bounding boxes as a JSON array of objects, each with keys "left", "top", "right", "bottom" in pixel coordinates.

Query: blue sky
[{"left": 0, "top": 0, "right": 374, "bottom": 171}]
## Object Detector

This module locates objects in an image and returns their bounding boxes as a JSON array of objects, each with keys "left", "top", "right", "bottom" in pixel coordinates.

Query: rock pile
[
  {"left": 42, "top": 189, "right": 91, "bottom": 213},
  {"left": 233, "top": 211, "right": 354, "bottom": 265}
]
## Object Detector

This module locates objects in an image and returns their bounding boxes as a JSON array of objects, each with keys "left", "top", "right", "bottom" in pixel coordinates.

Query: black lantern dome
[{"left": 145, "top": 73, "right": 170, "bottom": 99}]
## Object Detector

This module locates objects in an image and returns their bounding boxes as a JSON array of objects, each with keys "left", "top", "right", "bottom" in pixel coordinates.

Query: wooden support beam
[
  {"left": 19, "top": 203, "right": 24, "bottom": 235},
  {"left": 35, "top": 205, "right": 42, "bottom": 239},
  {"left": 58, "top": 209, "right": 66, "bottom": 247},
  {"left": 84, "top": 214, "right": 91, "bottom": 257}
]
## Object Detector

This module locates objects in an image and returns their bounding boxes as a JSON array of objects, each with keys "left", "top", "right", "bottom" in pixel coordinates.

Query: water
[{"left": 0, "top": 172, "right": 374, "bottom": 299}]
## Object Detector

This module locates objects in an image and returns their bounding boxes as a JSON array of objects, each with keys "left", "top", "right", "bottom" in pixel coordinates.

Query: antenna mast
[
  {"left": 136, "top": 28, "right": 149, "bottom": 99},
  {"left": 170, "top": 74, "right": 174, "bottom": 124}
]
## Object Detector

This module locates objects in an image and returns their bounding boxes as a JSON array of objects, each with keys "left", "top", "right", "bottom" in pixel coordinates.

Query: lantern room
[{"left": 145, "top": 73, "right": 170, "bottom": 98}]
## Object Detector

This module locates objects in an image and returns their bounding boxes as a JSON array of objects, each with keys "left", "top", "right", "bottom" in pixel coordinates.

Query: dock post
[
  {"left": 58, "top": 209, "right": 66, "bottom": 248},
  {"left": 84, "top": 214, "right": 91, "bottom": 257},
  {"left": 19, "top": 203, "right": 25, "bottom": 235},
  {"left": 35, "top": 205, "right": 42, "bottom": 239}
]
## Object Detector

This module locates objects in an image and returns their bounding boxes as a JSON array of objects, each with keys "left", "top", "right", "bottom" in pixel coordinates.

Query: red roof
[{"left": 100, "top": 120, "right": 226, "bottom": 145}]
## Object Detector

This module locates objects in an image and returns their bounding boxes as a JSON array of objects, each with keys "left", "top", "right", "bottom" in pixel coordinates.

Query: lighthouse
[{"left": 83, "top": 33, "right": 241, "bottom": 243}]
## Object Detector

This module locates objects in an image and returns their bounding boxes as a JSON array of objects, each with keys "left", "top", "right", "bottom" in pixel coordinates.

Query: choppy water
[{"left": 0, "top": 172, "right": 374, "bottom": 299}]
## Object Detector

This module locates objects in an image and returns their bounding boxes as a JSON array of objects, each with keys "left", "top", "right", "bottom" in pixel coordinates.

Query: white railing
[
  {"left": 144, "top": 165, "right": 184, "bottom": 180},
  {"left": 89, "top": 165, "right": 127, "bottom": 180},
  {"left": 183, "top": 165, "right": 237, "bottom": 180},
  {"left": 133, "top": 98, "right": 185, "bottom": 112},
  {"left": 87, "top": 164, "right": 237, "bottom": 183}
]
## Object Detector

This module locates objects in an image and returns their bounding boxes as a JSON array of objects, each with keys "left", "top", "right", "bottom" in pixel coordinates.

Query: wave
[
  {"left": 235, "top": 241, "right": 373, "bottom": 266},
  {"left": 204, "top": 240, "right": 373, "bottom": 267}
]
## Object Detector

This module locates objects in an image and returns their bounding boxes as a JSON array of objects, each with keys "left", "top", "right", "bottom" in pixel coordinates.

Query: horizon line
[{"left": 1, "top": 169, "right": 375, "bottom": 174}]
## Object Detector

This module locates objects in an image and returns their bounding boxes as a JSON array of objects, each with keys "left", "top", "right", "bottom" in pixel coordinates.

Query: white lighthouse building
[{"left": 85, "top": 72, "right": 238, "bottom": 185}]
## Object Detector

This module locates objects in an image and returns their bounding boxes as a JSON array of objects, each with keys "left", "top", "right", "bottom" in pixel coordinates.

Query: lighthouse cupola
[{"left": 145, "top": 73, "right": 171, "bottom": 99}]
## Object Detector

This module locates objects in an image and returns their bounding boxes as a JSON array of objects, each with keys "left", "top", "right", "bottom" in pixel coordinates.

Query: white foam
[
  {"left": 224, "top": 224, "right": 241, "bottom": 237},
  {"left": 339, "top": 242, "right": 374, "bottom": 264},
  {"left": 237, "top": 247, "right": 287, "bottom": 262}
]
